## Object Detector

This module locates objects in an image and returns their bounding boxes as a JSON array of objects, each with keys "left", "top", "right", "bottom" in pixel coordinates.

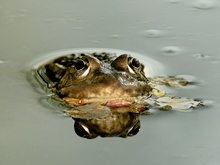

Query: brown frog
[{"left": 31, "top": 51, "right": 203, "bottom": 138}]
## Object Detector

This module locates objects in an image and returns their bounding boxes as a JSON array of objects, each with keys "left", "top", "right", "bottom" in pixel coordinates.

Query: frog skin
[
  {"left": 32, "top": 52, "right": 203, "bottom": 138},
  {"left": 43, "top": 53, "right": 152, "bottom": 99},
  {"left": 34, "top": 52, "right": 151, "bottom": 138},
  {"left": 74, "top": 111, "right": 140, "bottom": 139}
]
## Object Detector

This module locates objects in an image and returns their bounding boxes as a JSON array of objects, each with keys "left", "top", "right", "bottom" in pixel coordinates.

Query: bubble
[
  {"left": 169, "top": 0, "right": 182, "bottom": 3},
  {"left": 161, "top": 46, "right": 181, "bottom": 56},
  {"left": 92, "top": 40, "right": 99, "bottom": 44},
  {"left": 192, "top": 53, "right": 211, "bottom": 59},
  {"left": 111, "top": 34, "right": 120, "bottom": 39},
  {"left": 72, "top": 27, "right": 83, "bottom": 30},
  {"left": 143, "top": 29, "right": 162, "bottom": 38},
  {"left": 193, "top": 0, "right": 216, "bottom": 9},
  {"left": 0, "top": 60, "right": 4, "bottom": 64},
  {"left": 44, "top": 19, "right": 54, "bottom": 22},
  {"left": 210, "top": 60, "right": 219, "bottom": 64}
]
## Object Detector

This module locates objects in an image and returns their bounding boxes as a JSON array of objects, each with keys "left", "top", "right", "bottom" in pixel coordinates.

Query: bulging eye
[
  {"left": 74, "top": 121, "right": 91, "bottom": 138},
  {"left": 111, "top": 54, "right": 141, "bottom": 73},
  {"left": 75, "top": 60, "right": 85, "bottom": 70},
  {"left": 127, "top": 57, "right": 141, "bottom": 74},
  {"left": 128, "top": 57, "right": 140, "bottom": 68},
  {"left": 74, "top": 121, "right": 98, "bottom": 139},
  {"left": 74, "top": 58, "right": 90, "bottom": 77},
  {"left": 126, "top": 120, "right": 140, "bottom": 137}
]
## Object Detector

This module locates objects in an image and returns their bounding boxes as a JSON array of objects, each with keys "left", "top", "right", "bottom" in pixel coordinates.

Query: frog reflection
[
  {"left": 73, "top": 111, "right": 140, "bottom": 139},
  {"left": 31, "top": 52, "right": 203, "bottom": 138}
]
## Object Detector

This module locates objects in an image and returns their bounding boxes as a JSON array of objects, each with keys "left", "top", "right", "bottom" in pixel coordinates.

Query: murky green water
[{"left": 1, "top": 0, "right": 220, "bottom": 165}]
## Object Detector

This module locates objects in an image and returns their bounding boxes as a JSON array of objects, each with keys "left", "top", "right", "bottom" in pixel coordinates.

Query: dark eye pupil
[
  {"left": 75, "top": 60, "right": 85, "bottom": 70},
  {"left": 74, "top": 122, "right": 90, "bottom": 138},
  {"left": 127, "top": 120, "right": 140, "bottom": 137},
  {"left": 132, "top": 58, "right": 140, "bottom": 67}
]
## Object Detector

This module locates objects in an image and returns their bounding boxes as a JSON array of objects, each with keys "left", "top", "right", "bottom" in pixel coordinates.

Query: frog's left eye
[
  {"left": 75, "top": 59, "right": 90, "bottom": 77},
  {"left": 75, "top": 60, "right": 86, "bottom": 70},
  {"left": 74, "top": 121, "right": 98, "bottom": 139},
  {"left": 128, "top": 57, "right": 141, "bottom": 74}
]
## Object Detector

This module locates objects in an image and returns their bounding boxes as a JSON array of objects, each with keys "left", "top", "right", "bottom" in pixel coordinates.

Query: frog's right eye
[
  {"left": 74, "top": 122, "right": 98, "bottom": 139},
  {"left": 127, "top": 57, "right": 141, "bottom": 74}
]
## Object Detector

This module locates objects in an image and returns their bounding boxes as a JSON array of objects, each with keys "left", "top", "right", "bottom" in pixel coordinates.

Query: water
[
  {"left": 161, "top": 46, "right": 182, "bottom": 56},
  {"left": 1, "top": 0, "right": 220, "bottom": 165},
  {"left": 27, "top": 48, "right": 164, "bottom": 76},
  {"left": 193, "top": 0, "right": 216, "bottom": 9}
]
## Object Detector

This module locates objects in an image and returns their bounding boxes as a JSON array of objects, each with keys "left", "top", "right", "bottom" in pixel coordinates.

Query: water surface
[{"left": 1, "top": 0, "right": 220, "bottom": 165}]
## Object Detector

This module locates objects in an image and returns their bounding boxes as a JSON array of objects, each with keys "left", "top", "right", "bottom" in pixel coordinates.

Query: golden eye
[
  {"left": 127, "top": 57, "right": 141, "bottom": 74},
  {"left": 126, "top": 120, "right": 140, "bottom": 137},
  {"left": 75, "top": 60, "right": 86, "bottom": 70},
  {"left": 128, "top": 57, "right": 140, "bottom": 68},
  {"left": 111, "top": 54, "right": 142, "bottom": 74},
  {"left": 74, "top": 121, "right": 98, "bottom": 139},
  {"left": 74, "top": 122, "right": 91, "bottom": 138},
  {"left": 75, "top": 59, "right": 90, "bottom": 77}
]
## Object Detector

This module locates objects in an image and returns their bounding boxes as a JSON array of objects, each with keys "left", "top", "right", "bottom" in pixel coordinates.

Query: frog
[{"left": 30, "top": 51, "right": 203, "bottom": 138}]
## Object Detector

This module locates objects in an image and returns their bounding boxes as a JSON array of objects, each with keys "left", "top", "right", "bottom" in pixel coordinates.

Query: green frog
[{"left": 30, "top": 51, "right": 203, "bottom": 138}]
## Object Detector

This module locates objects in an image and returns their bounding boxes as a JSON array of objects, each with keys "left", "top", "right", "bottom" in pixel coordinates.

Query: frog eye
[
  {"left": 128, "top": 57, "right": 140, "bottom": 68},
  {"left": 111, "top": 54, "right": 141, "bottom": 72},
  {"left": 128, "top": 57, "right": 141, "bottom": 74},
  {"left": 126, "top": 120, "right": 140, "bottom": 137},
  {"left": 75, "top": 59, "right": 90, "bottom": 77},
  {"left": 75, "top": 60, "right": 85, "bottom": 70},
  {"left": 74, "top": 121, "right": 98, "bottom": 139}
]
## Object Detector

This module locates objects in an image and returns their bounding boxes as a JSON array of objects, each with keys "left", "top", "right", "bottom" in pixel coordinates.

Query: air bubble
[
  {"left": 192, "top": 53, "right": 211, "bottom": 59},
  {"left": 161, "top": 46, "right": 181, "bottom": 56},
  {"left": 193, "top": 0, "right": 216, "bottom": 9},
  {"left": 210, "top": 60, "right": 219, "bottom": 64},
  {"left": 92, "top": 40, "right": 99, "bottom": 44},
  {"left": 72, "top": 27, "right": 83, "bottom": 30},
  {"left": 143, "top": 29, "right": 162, "bottom": 38},
  {"left": 169, "top": 0, "right": 181, "bottom": 3},
  {"left": 111, "top": 34, "right": 120, "bottom": 39},
  {"left": 0, "top": 60, "right": 4, "bottom": 64},
  {"left": 45, "top": 19, "right": 54, "bottom": 22}
]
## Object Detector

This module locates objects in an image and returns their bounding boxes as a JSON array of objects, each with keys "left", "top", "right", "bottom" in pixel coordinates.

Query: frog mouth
[
  {"left": 63, "top": 97, "right": 132, "bottom": 107},
  {"left": 63, "top": 96, "right": 151, "bottom": 112}
]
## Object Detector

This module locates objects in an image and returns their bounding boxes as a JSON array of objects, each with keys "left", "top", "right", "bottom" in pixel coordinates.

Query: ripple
[
  {"left": 161, "top": 46, "right": 181, "bottom": 56},
  {"left": 27, "top": 48, "right": 164, "bottom": 77},
  {"left": 193, "top": 0, "right": 216, "bottom": 9},
  {"left": 143, "top": 29, "right": 162, "bottom": 38}
]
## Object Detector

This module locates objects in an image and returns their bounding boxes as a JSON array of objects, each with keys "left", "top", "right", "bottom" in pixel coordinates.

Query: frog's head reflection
[{"left": 73, "top": 112, "right": 140, "bottom": 139}]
